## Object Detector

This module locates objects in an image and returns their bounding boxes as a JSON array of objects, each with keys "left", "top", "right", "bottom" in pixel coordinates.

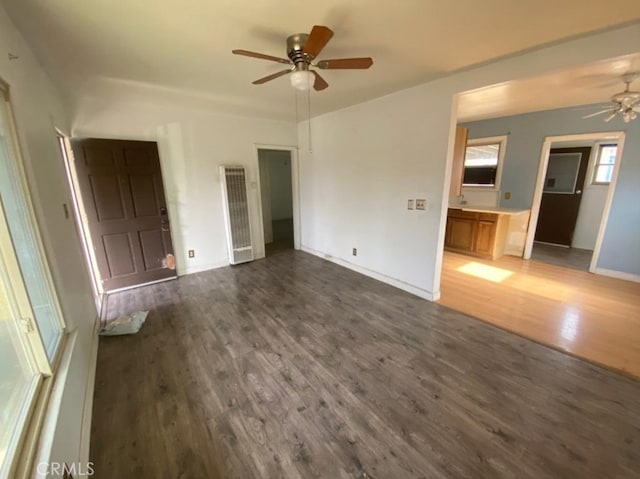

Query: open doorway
[
  {"left": 524, "top": 132, "right": 625, "bottom": 273},
  {"left": 257, "top": 148, "right": 295, "bottom": 256}
]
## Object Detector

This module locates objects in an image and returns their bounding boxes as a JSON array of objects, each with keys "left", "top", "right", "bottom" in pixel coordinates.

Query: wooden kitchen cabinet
[
  {"left": 445, "top": 208, "right": 508, "bottom": 259},
  {"left": 475, "top": 221, "right": 497, "bottom": 256},
  {"left": 445, "top": 211, "right": 477, "bottom": 252}
]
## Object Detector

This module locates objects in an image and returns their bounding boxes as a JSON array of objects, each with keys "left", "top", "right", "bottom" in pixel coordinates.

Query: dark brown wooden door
[
  {"left": 535, "top": 146, "right": 591, "bottom": 246},
  {"left": 71, "top": 139, "right": 176, "bottom": 291}
]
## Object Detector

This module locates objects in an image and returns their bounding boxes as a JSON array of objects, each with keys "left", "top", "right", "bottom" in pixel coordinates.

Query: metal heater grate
[{"left": 220, "top": 166, "right": 253, "bottom": 264}]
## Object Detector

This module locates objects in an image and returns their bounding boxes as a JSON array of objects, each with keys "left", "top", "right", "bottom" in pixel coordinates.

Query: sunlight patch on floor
[
  {"left": 456, "top": 261, "right": 514, "bottom": 283},
  {"left": 560, "top": 307, "right": 581, "bottom": 344}
]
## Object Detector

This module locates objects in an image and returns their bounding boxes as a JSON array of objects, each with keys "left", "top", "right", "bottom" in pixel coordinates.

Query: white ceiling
[
  {"left": 458, "top": 53, "right": 640, "bottom": 122},
  {"left": 3, "top": 0, "right": 640, "bottom": 121}
]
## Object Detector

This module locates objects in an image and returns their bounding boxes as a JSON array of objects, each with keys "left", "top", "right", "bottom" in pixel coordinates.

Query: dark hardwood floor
[
  {"left": 531, "top": 242, "right": 593, "bottom": 271},
  {"left": 93, "top": 250, "right": 640, "bottom": 478}
]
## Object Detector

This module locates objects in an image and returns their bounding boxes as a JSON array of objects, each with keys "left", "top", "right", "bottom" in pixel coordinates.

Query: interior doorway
[
  {"left": 257, "top": 148, "right": 294, "bottom": 256},
  {"left": 524, "top": 132, "right": 626, "bottom": 273}
]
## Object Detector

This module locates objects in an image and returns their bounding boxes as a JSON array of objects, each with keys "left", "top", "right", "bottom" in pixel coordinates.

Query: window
[
  {"left": 0, "top": 83, "right": 65, "bottom": 477},
  {"left": 463, "top": 136, "right": 507, "bottom": 189},
  {"left": 592, "top": 144, "right": 617, "bottom": 185}
]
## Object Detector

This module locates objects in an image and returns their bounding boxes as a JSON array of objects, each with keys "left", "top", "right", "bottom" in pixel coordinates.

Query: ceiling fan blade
[
  {"left": 316, "top": 57, "right": 374, "bottom": 69},
  {"left": 604, "top": 112, "right": 618, "bottom": 122},
  {"left": 582, "top": 108, "right": 615, "bottom": 119},
  {"left": 252, "top": 69, "right": 292, "bottom": 85},
  {"left": 303, "top": 25, "right": 334, "bottom": 58},
  {"left": 311, "top": 71, "right": 329, "bottom": 91},
  {"left": 232, "top": 49, "right": 291, "bottom": 65}
]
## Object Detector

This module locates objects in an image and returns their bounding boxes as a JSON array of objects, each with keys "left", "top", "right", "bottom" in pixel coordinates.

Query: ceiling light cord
[
  {"left": 307, "top": 86, "right": 312, "bottom": 153},
  {"left": 294, "top": 88, "right": 299, "bottom": 148}
]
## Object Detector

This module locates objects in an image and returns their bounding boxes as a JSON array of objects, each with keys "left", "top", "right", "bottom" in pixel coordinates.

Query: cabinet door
[
  {"left": 475, "top": 220, "right": 497, "bottom": 256},
  {"left": 448, "top": 217, "right": 476, "bottom": 252}
]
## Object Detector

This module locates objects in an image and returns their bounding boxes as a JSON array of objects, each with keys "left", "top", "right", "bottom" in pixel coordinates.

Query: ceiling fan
[
  {"left": 583, "top": 73, "right": 640, "bottom": 123},
  {"left": 232, "top": 25, "right": 373, "bottom": 91}
]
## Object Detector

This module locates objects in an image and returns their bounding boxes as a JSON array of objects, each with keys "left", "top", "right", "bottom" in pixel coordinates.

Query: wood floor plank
[
  {"left": 92, "top": 250, "right": 640, "bottom": 478},
  {"left": 439, "top": 251, "right": 640, "bottom": 377}
]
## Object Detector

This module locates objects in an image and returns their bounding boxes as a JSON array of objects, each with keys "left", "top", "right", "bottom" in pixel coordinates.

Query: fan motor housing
[{"left": 287, "top": 33, "right": 312, "bottom": 66}]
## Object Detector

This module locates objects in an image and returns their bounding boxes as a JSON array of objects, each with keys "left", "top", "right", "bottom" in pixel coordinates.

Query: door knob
[
  {"left": 160, "top": 206, "right": 167, "bottom": 215},
  {"left": 576, "top": 190, "right": 582, "bottom": 194}
]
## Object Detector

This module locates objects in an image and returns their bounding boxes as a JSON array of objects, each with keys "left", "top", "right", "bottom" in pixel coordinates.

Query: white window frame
[
  {"left": 0, "top": 80, "right": 66, "bottom": 479},
  {"left": 462, "top": 135, "right": 508, "bottom": 191},
  {"left": 591, "top": 142, "right": 617, "bottom": 186}
]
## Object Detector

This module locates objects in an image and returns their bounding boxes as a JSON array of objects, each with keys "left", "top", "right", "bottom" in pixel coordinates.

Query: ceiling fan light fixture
[
  {"left": 622, "top": 108, "right": 637, "bottom": 123},
  {"left": 289, "top": 70, "right": 313, "bottom": 90}
]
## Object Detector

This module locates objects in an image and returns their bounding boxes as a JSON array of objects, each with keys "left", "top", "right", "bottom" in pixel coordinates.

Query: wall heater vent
[{"left": 220, "top": 166, "right": 254, "bottom": 265}]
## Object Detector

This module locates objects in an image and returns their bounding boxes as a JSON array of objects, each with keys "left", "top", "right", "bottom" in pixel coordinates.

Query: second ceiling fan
[{"left": 232, "top": 25, "right": 373, "bottom": 91}]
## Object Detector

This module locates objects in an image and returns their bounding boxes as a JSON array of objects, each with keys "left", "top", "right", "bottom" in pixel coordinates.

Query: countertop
[{"left": 448, "top": 204, "right": 530, "bottom": 216}]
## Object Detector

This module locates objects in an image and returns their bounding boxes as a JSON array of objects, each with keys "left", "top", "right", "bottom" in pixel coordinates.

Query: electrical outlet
[
  {"left": 407, "top": 199, "right": 414, "bottom": 210},
  {"left": 415, "top": 199, "right": 426, "bottom": 210},
  {"left": 188, "top": 249, "right": 195, "bottom": 258},
  {"left": 352, "top": 248, "right": 357, "bottom": 256},
  {"left": 504, "top": 191, "right": 511, "bottom": 200}
]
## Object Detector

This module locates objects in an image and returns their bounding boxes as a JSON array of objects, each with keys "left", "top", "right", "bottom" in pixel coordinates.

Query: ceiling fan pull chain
[
  {"left": 307, "top": 85, "right": 312, "bottom": 153},
  {"left": 294, "top": 88, "right": 299, "bottom": 149}
]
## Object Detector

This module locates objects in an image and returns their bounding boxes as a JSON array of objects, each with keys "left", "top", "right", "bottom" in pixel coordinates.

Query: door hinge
[{"left": 20, "top": 316, "right": 35, "bottom": 334}]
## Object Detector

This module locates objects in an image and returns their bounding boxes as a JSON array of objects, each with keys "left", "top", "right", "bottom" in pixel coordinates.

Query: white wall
[
  {"left": 572, "top": 144, "right": 609, "bottom": 250},
  {"left": 71, "top": 81, "right": 297, "bottom": 272},
  {"left": 258, "top": 154, "right": 273, "bottom": 244},
  {"left": 459, "top": 188, "right": 500, "bottom": 207},
  {"left": 299, "top": 24, "right": 640, "bottom": 299},
  {"left": 0, "top": 4, "right": 98, "bottom": 476},
  {"left": 266, "top": 150, "right": 293, "bottom": 221}
]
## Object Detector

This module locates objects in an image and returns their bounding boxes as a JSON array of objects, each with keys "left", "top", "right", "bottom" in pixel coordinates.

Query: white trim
[
  {"left": 55, "top": 131, "right": 102, "bottom": 300},
  {"left": 105, "top": 275, "right": 177, "bottom": 294},
  {"left": 179, "top": 259, "right": 230, "bottom": 276},
  {"left": 523, "top": 131, "right": 625, "bottom": 275},
  {"left": 78, "top": 318, "right": 100, "bottom": 466},
  {"left": 31, "top": 330, "right": 78, "bottom": 479},
  {"left": 594, "top": 268, "right": 640, "bottom": 283},
  {"left": 462, "top": 135, "right": 508, "bottom": 191},
  {"left": 301, "top": 246, "right": 439, "bottom": 301},
  {"left": 253, "top": 144, "right": 301, "bottom": 258}
]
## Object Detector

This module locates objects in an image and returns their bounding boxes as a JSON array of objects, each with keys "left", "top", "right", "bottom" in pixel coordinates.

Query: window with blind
[{"left": 0, "top": 81, "right": 66, "bottom": 478}]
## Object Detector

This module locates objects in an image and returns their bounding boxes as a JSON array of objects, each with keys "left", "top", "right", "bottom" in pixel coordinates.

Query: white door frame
[
  {"left": 524, "top": 131, "right": 626, "bottom": 273},
  {"left": 253, "top": 144, "right": 301, "bottom": 256}
]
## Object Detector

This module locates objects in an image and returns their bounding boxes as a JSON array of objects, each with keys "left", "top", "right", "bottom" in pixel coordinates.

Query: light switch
[
  {"left": 504, "top": 191, "right": 511, "bottom": 200},
  {"left": 407, "top": 199, "right": 414, "bottom": 210},
  {"left": 416, "top": 199, "right": 426, "bottom": 210}
]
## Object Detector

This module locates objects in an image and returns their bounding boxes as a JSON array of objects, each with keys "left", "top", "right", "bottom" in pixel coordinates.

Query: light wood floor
[
  {"left": 439, "top": 251, "right": 640, "bottom": 378},
  {"left": 92, "top": 250, "right": 640, "bottom": 478}
]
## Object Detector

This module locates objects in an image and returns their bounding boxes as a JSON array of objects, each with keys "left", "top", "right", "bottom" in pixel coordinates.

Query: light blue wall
[{"left": 462, "top": 106, "right": 640, "bottom": 276}]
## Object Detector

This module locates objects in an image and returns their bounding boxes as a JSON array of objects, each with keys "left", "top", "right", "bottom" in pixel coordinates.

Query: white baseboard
[
  {"left": 301, "top": 246, "right": 438, "bottom": 301},
  {"left": 594, "top": 267, "right": 640, "bottom": 283},
  {"left": 178, "top": 259, "right": 230, "bottom": 276},
  {"left": 79, "top": 317, "right": 100, "bottom": 465}
]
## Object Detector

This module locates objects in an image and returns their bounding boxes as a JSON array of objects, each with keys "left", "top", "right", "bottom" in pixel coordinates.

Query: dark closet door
[
  {"left": 71, "top": 139, "right": 176, "bottom": 291},
  {"left": 535, "top": 146, "right": 591, "bottom": 246}
]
